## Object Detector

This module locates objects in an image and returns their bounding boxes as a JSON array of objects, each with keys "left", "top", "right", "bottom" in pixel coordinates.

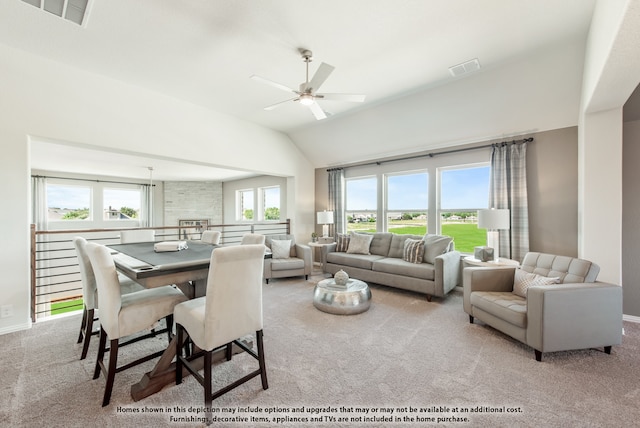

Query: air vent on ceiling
[
  {"left": 448, "top": 58, "right": 481, "bottom": 77},
  {"left": 22, "top": 0, "right": 90, "bottom": 26}
]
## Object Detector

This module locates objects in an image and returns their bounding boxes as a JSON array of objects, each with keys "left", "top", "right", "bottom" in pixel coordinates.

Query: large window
[
  {"left": 386, "top": 171, "right": 428, "bottom": 235},
  {"left": 103, "top": 188, "right": 141, "bottom": 220},
  {"left": 236, "top": 185, "right": 281, "bottom": 222},
  {"left": 46, "top": 184, "right": 92, "bottom": 221},
  {"left": 237, "top": 189, "right": 254, "bottom": 221},
  {"left": 439, "top": 164, "right": 490, "bottom": 252},
  {"left": 346, "top": 177, "right": 377, "bottom": 232}
]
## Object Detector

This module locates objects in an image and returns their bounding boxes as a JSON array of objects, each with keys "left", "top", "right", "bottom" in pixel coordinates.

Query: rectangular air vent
[
  {"left": 22, "top": 0, "right": 90, "bottom": 26},
  {"left": 449, "top": 58, "right": 481, "bottom": 77}
]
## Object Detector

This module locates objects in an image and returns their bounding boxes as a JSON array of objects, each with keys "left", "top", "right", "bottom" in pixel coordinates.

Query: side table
[
  {"left": 308, "top": 241, "right": 334, "bottom": 269},
  {"left": 463, "top": 256, "right": 519, "bottom": 268}
]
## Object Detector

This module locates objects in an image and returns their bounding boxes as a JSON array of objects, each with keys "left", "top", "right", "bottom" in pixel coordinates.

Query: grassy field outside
[
  {"left": 346, "top": 220, "right": 485, "bottom": 253},
  {"left": 50, "top": 298, "right": 83, "bottom": 315}
]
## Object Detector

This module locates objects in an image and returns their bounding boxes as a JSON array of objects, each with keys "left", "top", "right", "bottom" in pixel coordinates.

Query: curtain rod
[
  {"left": 31, "top": 174, "right": 154, "bottom": 187},
  {"left": 327, "top": 137, "right": 534, "bottom": 171}
]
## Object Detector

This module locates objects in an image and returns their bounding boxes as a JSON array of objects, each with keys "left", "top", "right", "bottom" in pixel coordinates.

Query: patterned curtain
[
  {"left": 327, "top": 168, "right": 345, "bottom": 236},
  {"left": 489, "top": 142, "right": 529, "bottom": 261}
]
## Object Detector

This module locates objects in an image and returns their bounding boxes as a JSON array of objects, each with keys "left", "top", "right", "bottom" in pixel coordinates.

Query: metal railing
[{"left": 30, "top": 220, "right": 290, "bottom": 322}]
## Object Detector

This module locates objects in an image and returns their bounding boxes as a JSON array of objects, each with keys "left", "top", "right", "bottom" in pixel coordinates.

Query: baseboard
[
  {"left": 623, "top": 314, "right": 640, "bottom": 324},
  {"left": 0, "top": 320, "right": 32, "bottom": 336}
]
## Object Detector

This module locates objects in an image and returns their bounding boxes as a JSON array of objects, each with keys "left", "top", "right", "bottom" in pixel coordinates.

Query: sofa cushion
[
  {"left": 372, "top": 258, "right": 435, "bottom": 280},
  {"left": 347, "top": 233, "right": 374, "bottom": 255},
  {"left": 271, "top": 239, "right": 291, "bottom": 259},
  {"left": 388, "top": 234, "right": 424, "bottom": 258},
  {"left": 270, "top": 257, "right": 305, "bottom": 271},
  {"left": 336, "top": 234, "right": 350, "bottom": 252},
  {"left": 368, "top": 233, "right": 393, "bottom": 256},
  {"left": 403, "top": 239, "right": 425, "bottom": 264},
  {"left": 326, "top": 252, "right": 385, "bottom": 270},
  {"left": 423, "top": 234, "right": 453, "bottom": 264},
  {"left": 470, "top": 291, "right": 527, "bottom": 328},
  {"left": 512, "top": 268, "right": 559, "bottom": 298}
]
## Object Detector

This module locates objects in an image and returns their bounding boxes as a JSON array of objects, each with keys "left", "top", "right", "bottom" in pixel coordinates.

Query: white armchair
[{"left": 263, "top": 234, "right": 312, "bottom": 283}]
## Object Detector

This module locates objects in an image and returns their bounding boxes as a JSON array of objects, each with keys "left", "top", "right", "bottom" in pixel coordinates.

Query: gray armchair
[
  {"left": 463, "top": 252, "right": 623, "bottom": 361},
  {"left": 263, "top": 234, "right": 312, "bottom": 283}
]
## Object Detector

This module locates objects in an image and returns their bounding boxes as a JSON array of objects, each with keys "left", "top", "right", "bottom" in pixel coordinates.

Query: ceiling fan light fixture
[{"left": 299, "top": 93, "right": 314, "bottom": 106}]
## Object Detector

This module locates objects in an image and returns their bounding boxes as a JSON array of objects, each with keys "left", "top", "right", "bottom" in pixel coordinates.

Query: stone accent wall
[{"left": 164, "top": 181, "right": 223, "bottom": 226}]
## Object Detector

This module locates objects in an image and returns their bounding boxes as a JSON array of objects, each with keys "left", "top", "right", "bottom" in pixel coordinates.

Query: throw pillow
[
  {"left": 403, "top": 238, "right": 425, "bottom": 264},
  {"left": 346, "top": 233, "right": 373, "bottom": 255},
  {"left": 422, "top": 234, "right": 453, "bottom": 264},
  {"left": 271, "top": 239, "right": 291, "bottom": 259},
  {"left": 336, "top": 234, "right": 350, "bottom": 252},
  {"left": 512, "top": 268, "right": 560, "bottom": 298}
]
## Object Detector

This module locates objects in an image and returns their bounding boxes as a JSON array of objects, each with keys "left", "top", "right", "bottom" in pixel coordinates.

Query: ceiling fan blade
[
  {"left": 250, "top": 75, "right": 298, "bottom": 94},
  {"left": 306, "top": 62, "right": 335, "bottom": 92},
  {"left": 317, "top": 93, "right": 366, "bottom": 102},
  {"left": 264, "top": 98, "right": 297, "bottom": 111},
  {"left": 309, "top": 102, "right": 328, "bottom": 120}
]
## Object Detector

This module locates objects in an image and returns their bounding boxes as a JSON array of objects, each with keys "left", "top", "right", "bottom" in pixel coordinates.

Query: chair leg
[
  {"left": 165, "top": 314, "right": 174, "bottom": 343},
  {"left": 80, "top": 309, "right": 95, "bottom": 360},
  {"left": 604, "top": 346, "right": 612, "bottom": 355},
  {"left": 469, "top": 315, "right": 474, "bottom": 324},
  {"left": 94, "top": 326, "right": 108, "bottom": 380},
  {"left": 225, "top": 343, "right": 233, "bottom": 361},
  {"left": 535, "top": 350, "right": 542, "bottom": 362},
  {"left": 102, "top": 339, "right": 119, "bottom": 407},
  {"left": 204, "top": 350, "right": 213, "bottom": 425},
  {"left": 256, "top": 330, "right": 269, "bottom": 390},
  {"left": 265, "top": 278, "right": 269, "bottom": 284},
  {"left": 77, "top": 307, "right": 88, "bottom": 344},
  {"left": 176, "top": 324, "right": 184, "bottom": 385}
]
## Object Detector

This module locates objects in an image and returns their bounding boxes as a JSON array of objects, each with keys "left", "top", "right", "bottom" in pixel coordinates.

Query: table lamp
[
  {"left": 477, "top": 208, "right": 510, "bottom": 261},
  {"left": 316, "top": 210, "right": 334, "bottom": 238}
]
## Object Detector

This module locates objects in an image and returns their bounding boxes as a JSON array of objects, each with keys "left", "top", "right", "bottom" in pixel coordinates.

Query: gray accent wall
[
  {"left": 623, "top": 119, "right": 640, "bottom": 317},
  {"left": 163, "top": 181, "right": 223, "bottom": 226}
]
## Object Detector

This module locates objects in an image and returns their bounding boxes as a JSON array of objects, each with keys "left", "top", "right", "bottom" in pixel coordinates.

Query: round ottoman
[{"left": 313, "top": 278, "right": 371, "bottom": 315}]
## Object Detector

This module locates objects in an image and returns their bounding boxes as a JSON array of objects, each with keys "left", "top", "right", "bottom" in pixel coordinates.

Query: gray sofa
[
  {"left": 463, "top": 252, "right": 623, "bottom": 361},
  {"left": 322, "top": 232, "right": 461, "bottom": 301}
]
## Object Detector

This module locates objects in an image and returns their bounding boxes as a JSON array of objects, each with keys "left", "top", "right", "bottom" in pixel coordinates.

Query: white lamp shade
[
  {"left": 316, "top": 211, "right": 334, "bottom": 225},
  {"left": 477, "top": 209, "right": 510, "bottom": 230}
]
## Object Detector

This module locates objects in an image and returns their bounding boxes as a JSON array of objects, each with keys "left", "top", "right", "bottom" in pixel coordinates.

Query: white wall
[{"left": 0, "top": 43, "right": 314, "bottom": 334}]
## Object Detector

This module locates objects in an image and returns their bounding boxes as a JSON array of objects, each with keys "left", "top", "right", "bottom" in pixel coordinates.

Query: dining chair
[
  {"left": 85, "top": 242, "right": 188, "bottom": 406},
  {"left": 120, "top": 229, "right": 155, "bottom": 243},
  {"left": 175, "top": 244, "right": 268, "bottom": 421},
  {"left": 201, "top": 230, "right": 221, "bottom": 245},
  {"left": 240, "top": 233, "right": 265, "bottom": 245},
  {"left": 73, "top": 237, "right": 146, "bottom": 360}
]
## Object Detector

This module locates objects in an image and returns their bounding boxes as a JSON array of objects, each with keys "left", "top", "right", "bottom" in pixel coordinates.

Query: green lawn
[
  {"left": 50, "top": 298, "right": 83, "bottom": 315},
  {"left": 346, "top": 222, "right": 486, "bottom": 253}
]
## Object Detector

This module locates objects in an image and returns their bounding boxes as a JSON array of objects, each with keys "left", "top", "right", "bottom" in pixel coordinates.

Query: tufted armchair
[
  {"left": 263, "top": 234, "right": 312, "bottom": 283},
  {"left": 463, "top": 252, "right": 623, "bottom": 361}
]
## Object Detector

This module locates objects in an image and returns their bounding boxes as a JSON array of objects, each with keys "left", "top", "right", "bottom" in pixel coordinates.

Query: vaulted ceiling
[{"left": 0, "top": 0, "right": 598, "bottom": 180}]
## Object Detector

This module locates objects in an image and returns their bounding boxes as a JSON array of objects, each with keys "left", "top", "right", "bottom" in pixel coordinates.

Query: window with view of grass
[
  {"left": 346, "top": 176, "right": 377, "bottom": 233},
  {"left": 386, "top": 171, "right": 428, "bottom": 235},
  {"left": 260, "top": 186, "right": 280, "bottom": 220},
  {"left": 46, "top": 183, "right": 92, "bottom": 221},
  {"left": 237, "top": 189, "right": 254, "bottom": 221},
  {"left": 439, "top": 164, "right": 490, "bottom": 252}
]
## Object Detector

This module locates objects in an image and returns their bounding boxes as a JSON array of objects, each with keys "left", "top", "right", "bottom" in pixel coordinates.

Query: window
[
  {"left": 386, "top": 171, "right": 428, "bottom": 235},
  {"left": 46, "top": 184, "right": 91, "bottom": 221},
  {"left": 261, "top": 186, "right": 280, "bottom": 220},
  {"left": 346, "top": 177, "right": 377, "bottom": 232},
  {"left": 103, "top": 188, "right": 141, "bottom": 220},
  {"left": 237, "top": 189, "right": 254, "bottom": 221},
  {"left": 439, "top": 164, "right": 490, "bottom": 252}
]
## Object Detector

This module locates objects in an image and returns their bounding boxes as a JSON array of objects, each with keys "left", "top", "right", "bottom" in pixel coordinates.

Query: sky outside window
[
  {"left": 387, "top": 172, "right": 428, "bottom": 210},
  {"left": 346, "top": 177, "right": 377, "bottom": 210},
  {"left": 441, "top": 166, "right": 490, "bottom": 209}
]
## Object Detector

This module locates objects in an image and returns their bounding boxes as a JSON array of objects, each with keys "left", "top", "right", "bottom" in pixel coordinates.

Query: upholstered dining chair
[
  {"left": 73, "top": 237, "right": 146, "bottom": 360},
  {"left": 240, "top": 233, "right": 265, "bottom": 245},
  {"left": 120, "top": 229, "right": 155, "bottom": 243},
  {"left": 201, "top": 230, "right": 221, "bottom": 245},
  {"left": 85, "top": 242, "right": 187, "bottom": 407},
  {"left": 175, "top": 244, "right": 268, "bottom": 421}
]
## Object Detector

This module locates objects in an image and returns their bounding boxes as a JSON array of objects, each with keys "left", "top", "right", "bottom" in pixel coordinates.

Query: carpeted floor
[{"left": 1, "top": 273, "right": 638, "bottom": 427}]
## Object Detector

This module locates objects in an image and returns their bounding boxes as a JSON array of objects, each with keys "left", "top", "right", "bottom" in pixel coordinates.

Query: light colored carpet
[{"left": 1, "top": 273, "right": 638, "bottom": 427}]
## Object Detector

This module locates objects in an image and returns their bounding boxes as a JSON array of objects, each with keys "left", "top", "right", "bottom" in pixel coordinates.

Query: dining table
[{"left": 107, "top": 240, "right": 269, "bottom": 401}]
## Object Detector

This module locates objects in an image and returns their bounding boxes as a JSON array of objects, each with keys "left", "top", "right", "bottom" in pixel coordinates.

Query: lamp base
[
  {"left": 486, "top": 230, "right": 500, "bottom": 261},
  {"left": 322, "top": 224, "right": 329, "bottom": 238}
]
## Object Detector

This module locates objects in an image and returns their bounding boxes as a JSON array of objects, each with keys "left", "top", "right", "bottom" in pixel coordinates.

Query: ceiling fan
[{"left": 251, "top": 49, "right": 366, "bottom": 120}]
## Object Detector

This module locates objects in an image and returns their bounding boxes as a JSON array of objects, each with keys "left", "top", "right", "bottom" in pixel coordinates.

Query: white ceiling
[{"left": 1, "top": 0, "right": 597, "bottom": 181}]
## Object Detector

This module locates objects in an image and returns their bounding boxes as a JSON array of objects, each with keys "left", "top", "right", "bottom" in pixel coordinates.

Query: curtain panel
[
  {"left": 489, "top": 142, "right": 529, "bottom": 261},
  {"left": 327, "top": 169, "right": 345, "bottom": 236}
]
